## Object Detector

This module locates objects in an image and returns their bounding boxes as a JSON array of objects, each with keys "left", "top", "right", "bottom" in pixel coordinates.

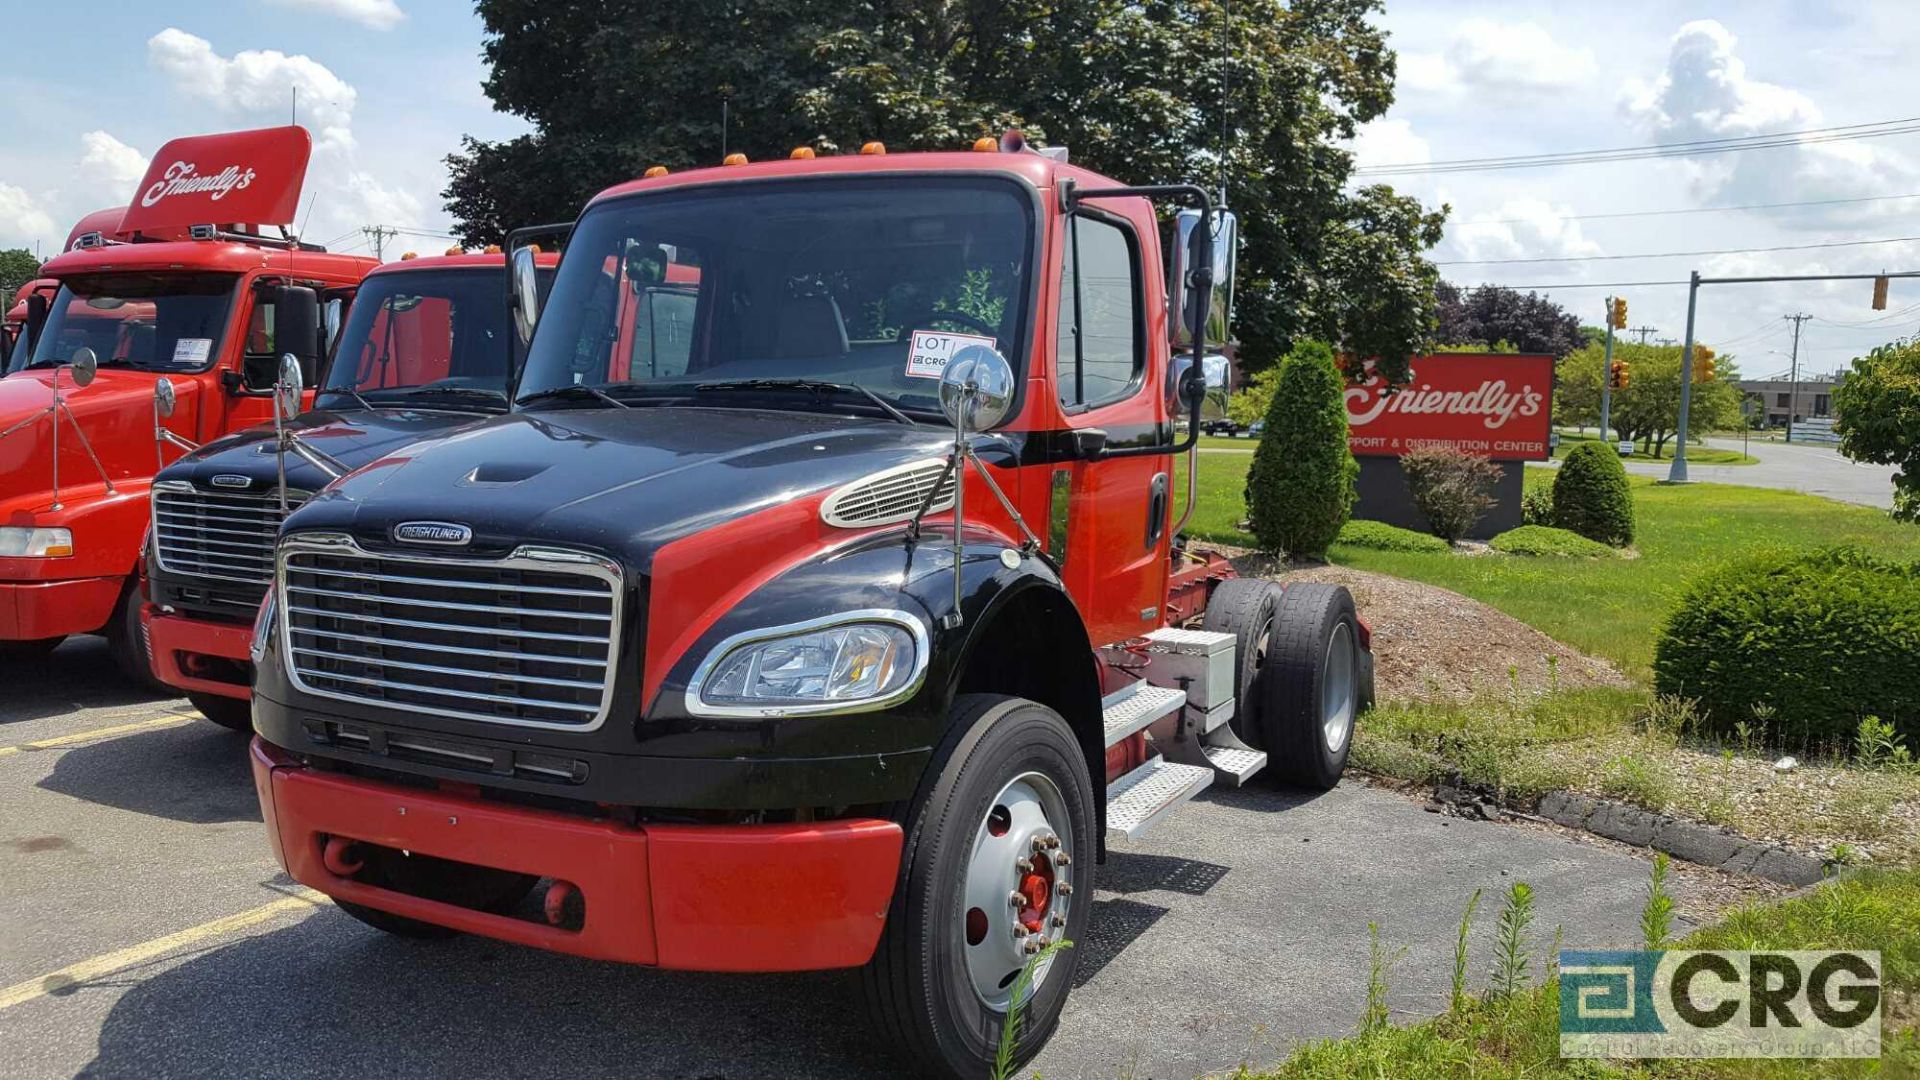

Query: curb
[
  {"left": 1419, "top": 779, "right": 1831, "bottom": 887},
  {"left": 1533, "top": 790, "right": 1829, "bottom": 887}
]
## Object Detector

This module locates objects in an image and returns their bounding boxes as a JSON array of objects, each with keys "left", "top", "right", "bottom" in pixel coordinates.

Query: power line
[
  {"left": 1435, "top": 233, "right": 1920, "bottom": 267},
  {"left": 1454, "top": 279, "right": 1693, "bottom": 291},
  {"left": 1356, "top": 115, "right": 1920, "bottom": 176},
  {"left": 1460, "top": 191, "right": 1920, "bottom": 228}
]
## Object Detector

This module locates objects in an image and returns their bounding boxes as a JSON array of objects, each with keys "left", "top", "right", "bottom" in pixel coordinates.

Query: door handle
[{"left": 1146, "top": 472, "right": 1168, "bottom": 548}]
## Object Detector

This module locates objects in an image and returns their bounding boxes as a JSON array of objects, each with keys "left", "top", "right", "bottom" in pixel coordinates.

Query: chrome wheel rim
[
  {"left": 1322, "top": 622, "right": 1356, "bottom": 754},
  {"left": 961, "top": 770, "right": 1074, "bottom": 1013}
]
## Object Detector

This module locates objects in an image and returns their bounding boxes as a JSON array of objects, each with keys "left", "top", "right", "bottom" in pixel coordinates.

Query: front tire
[
  {"left": 862, "top": 694, "right": 1095, "bottom": 1079},
  {"left": 105, "top": 580, "right": 169, "bottom": 693},
  {"left": 188, "top": 692, "right": 253, "bottom": 732}
]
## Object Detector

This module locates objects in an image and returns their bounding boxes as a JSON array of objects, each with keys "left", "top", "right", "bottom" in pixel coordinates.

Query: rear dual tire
[
  {"left": 1204, "top": 579, "right": 1361, "bottom": 790},
  {"left": 862, "top": 694, "right": 1094, "bottom": 1080}
]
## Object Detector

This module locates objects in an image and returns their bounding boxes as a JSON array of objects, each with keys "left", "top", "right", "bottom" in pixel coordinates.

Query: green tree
[
  {"left": 1226, "top": 365, "right": 1280, "bottom": 427},
  {"left": 447, "top": 0, "right": 1445, "bottom": 382},
  {"left": 1554, "top": 342, "right": 1742, "bottom": 455},
  {"left": 1833, "top": 336, "right": 1920, "bottom": 521},
  {"left": 0, "top": 248, "right": 40, "bottom": 297},
  {"left": 1245, "top": 339, "right": 1356, "bottom": 557}
]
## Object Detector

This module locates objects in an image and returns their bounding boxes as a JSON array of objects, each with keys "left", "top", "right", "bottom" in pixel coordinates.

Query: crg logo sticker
[
  {"left": 393, "top": 521, "right": 473, "bottom": 546},
  {"left": 209, "top": 474, "right": 252, "bottom": 489}
]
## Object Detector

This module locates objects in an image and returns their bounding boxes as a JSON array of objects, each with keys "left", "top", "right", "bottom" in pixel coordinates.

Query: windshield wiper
[
  {"left": 516, "top": 382, "right": 631, "bottom": 410},
  {"left": 316, "top": 386, "right": 377, "bottom": 411},
  {"left": 693, "top": 378, "right": 917, "bottom": 426},
  {"left": 378, "top": 385, "right": 510, "bottom": 405}
]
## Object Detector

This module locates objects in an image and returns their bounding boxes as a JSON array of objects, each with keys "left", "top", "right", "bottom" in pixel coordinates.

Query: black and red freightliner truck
[{"left": 246, "top": 138, "right": 1374, "bottom": 1078}]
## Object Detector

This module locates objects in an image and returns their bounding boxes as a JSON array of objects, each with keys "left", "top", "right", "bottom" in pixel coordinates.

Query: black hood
[
  {"left": 157, "top": 407, "right": 502, "bottom": 496},
  {"left": 283, "top": 407, "right": 960, "bottom": 571}
]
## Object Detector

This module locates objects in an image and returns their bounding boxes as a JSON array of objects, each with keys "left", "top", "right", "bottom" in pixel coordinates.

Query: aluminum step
[
  {"left": 1201, "top": 744, "right": 1267, "bottom": 786},
  {"left": 1105, "top": 756, "right": 1214, "bottom": 842},
  {"left": 1100, "top": 682, "right": 1188, "bottom": 748}
]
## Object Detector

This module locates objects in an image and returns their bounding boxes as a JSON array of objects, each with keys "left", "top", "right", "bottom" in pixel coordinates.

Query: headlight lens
[
  {"left": 250, "top": 587, "right": 277, "bottom": 664},
  {"left": 696, "top": 620, "right": 920, "bottom": 712},
  {"left": 0, "top": 527, "right": 73, "bottom": 558}
]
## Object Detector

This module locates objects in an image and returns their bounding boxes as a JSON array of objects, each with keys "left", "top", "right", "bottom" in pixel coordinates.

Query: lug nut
[
  {"left": 1023, "top": 938, "right": 1043, "bottom": 955},
  {"left": 1009, "top": 890, "right": 1027, "bottom": 908},
  {"left": 1044, "top": 835, "right": 1061, "bottom": 849},
  {"left": 1055, "top": 853, "right": 1072, "bottom": 867},
  {"left": 1030, "top": 836, "right": 1047, "bottom": 853},
  {"left": 1015, "top": 857, "right": 1032, "bottom": 874},
  {"left": 1057, "top": 882, "right": 1073, "bottom": 896},
  {"left": 1012, "top": 924, "right": 1030, "bottom": 938},
  {"left": 1052, "top": 914, "right": 1066, "bottom": 928}
]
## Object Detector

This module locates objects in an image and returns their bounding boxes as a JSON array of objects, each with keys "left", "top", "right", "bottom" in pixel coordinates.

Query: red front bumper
[
  {"left": 0, "top": 575, "right": 122, "bottom": 640},
  {"left": 251, "top": 740, "right": 904, "bottom": 970},
  {"left": 143, "top": 605, "right": 253, "bottom": 700}
]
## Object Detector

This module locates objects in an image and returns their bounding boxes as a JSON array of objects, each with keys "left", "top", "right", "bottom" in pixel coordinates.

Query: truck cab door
[{"left": 1048, "top": 207, "right": 1171, "bottom": 648}]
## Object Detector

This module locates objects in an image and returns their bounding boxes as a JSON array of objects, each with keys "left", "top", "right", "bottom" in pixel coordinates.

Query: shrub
[
  {"left": 1488, "top": 525, "right": 1617, "bottom": 558},
  {"left": 1400, "top": 446, "right": 1499, "bottom": 542},
  {"left": 1520, "top": 479, "right": 1554, "bottom": 527},
  {"left": 1551, "top": 442, "right": 1634, "bottom": 546},
  {"left": 1653, "top": 547, "right": 1920, "bottom": 748},
  {"left": 1337, "top": 519, "right": 1451, "bottom": 553},
  {"left": 1245, "top": 340, "right": 1357, "bottom": 558}
]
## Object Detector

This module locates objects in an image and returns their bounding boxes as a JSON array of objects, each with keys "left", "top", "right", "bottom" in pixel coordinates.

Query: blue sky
[{"left": 1, "top": 0, "right": 1914, "bottom": 374}]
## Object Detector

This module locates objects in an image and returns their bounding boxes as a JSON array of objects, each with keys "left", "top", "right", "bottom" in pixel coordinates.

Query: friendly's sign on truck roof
[
  {"left": 118, "top": 125, "right": 312, "bottom": 234},
  {"left": 1343, "top": 352, "right": 1554, "bottom": 461}
]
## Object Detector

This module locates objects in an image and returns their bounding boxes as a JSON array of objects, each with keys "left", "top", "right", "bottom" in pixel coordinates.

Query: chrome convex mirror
[
  {"left": 510, "top": 245, "right": 542, "bottom": 344},
  {"left": 275, "top": 353, "right": 304, "bottom": 422},
  {"left": 153, "top": 375, "right": 199, "bottom": 469},
  {"left": 939, "top": 344, "right": 1015, "bottom": 432},
  {"left": 68, "top": 346, "right": 98, "bottom": 388},
  {"left": 154, "top": 377, "right": 177, "bottom": 418}
]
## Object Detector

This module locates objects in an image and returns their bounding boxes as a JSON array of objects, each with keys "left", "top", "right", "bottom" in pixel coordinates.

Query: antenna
[
  {"left": 1218, "top": 0, "right": 1231, "bottom": 207},
  {"left": 291, "top": 85, "right": 297, "bottom": 126},
  {"left": 721, "top": 95, "right": 731, "bottom": 159}
]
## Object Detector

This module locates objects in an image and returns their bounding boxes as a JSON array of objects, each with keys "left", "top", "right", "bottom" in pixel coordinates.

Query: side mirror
[
  {"left": 271, "top": 285, "right": 321, "bottom": 371},
  {"left": 939, "top": 344, "right": 1015, "bottom": 432},
  {"left": 1169, "top": 209, "right": 1238, "bottom": 349},
  {"left": 24, "top": 293, "right": 48, "bottom": 355},
  {"left": 275, "top": 353, "right": 304, "bottom": 422},
  {"left": 510, "top": 245, "right": 542, "bottom": 344},
  {"left": 69, "top": 345, "right": 98, "bottom": 387},
  {"left": 155, "top": 377, "right": 177, "bottom": 418},
  {"left": 322, "top": 298, "right": 344, "bottom": 353},
  {"left": 1168, "top": 353, "right": 1231, "bottom": 410}
]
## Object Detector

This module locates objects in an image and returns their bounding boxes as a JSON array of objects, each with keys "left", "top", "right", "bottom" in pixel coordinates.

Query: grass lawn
[
  {"left": 1179, "top": 455, "right": 1920, "bottom": 681},
  {"left": 1251, "top": 869, "right": 1918, "bottom": 1079},
  {"left": 1555, "top": 429, "right": 1757, "bottom": 466}
]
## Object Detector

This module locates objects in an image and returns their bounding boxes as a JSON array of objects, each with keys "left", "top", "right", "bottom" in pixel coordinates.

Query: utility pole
[
  {"left": 1630, "top": 326, "right": 1657, "bottom": 345},
  {"left": 1670, "top": 271, "right": 1701, "bottom": 483},
  {"left": 361, "top": 225, "right": 397, "bottom": 262},
  {"left": 1783, "top": 313, "right": 1812, "bottom": 442}
]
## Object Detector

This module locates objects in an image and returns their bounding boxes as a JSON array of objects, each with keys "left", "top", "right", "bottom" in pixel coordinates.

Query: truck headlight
[
  {"left": 250, "top": 587, "right": 277, "bottom": 664},
  {"left": 686, "top": 611, "right": 928, "bottom": 717},
  {"left": 0, "top": 527, "right": 74, "bottom": 558}
]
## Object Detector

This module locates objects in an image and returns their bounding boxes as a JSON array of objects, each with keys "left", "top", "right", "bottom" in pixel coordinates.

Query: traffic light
[
  {"left": 1609, "top": 360, "right": 1630, "bottom": 389},
  {"left": 1693, "top": 345, "right": 1716, "bottom": 382},
  {"left": 1873, "top": 275, "right": 1889, "bottom": 310},
  {"left": 1609, "top": 297, "right": 1628, "bottom": 329}
]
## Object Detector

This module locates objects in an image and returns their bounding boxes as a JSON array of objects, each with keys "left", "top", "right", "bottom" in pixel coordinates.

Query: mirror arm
[{"left": 1067, "top": 182, "right": 1215, "bottom": 461}]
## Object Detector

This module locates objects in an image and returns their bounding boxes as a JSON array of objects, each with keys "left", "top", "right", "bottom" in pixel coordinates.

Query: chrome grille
[
  {"left": 152, "top": 480, "right": 306, "bottom": 586},
  {"left": 279, "top": 535, "right": 620, "bottom": 731}
]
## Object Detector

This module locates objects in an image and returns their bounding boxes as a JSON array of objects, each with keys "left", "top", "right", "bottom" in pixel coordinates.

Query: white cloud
[
  {"left": 0, "top": 184, "right": 56, "bottom": 250},
  {"left": 1622, "top": 19, "right": 1918, "bottom": 226},
  {"left": 1399, "top": 19, "right": 1597, "bottom": 98},
  {"left": 1443, "top": 199, "right": 1604, "bottom": 265},
  {"left": 1348, "top": 118, "right": 1430, "bottom": 172},
  {"left": 263, "top": 0, "right": 405, "bottom": 31},
  {"left": 76, "top": 131, "right": 149, "bottom": 194},
  {"left": 147, "top": 28, "right": 359, "bottom": 151}
]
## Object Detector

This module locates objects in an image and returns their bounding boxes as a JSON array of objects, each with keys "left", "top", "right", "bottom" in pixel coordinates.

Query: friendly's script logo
[
  {"left": 140, "top": 160, "right": 258, "bottom": 208},
  {"left": 1343, "top": 363, "right": 1544, "bottom": 431},
  {"left": 1560, "top": 950, "right": 1881, "bottom": 1059}
]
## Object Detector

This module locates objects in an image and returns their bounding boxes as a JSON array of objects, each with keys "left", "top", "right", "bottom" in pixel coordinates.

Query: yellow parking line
[
  {"left": 0, "top": 714, "right": 196, "bottom": 758},
  {"left": 0, "top": 889, "right": 328, "bottom": 1011}
]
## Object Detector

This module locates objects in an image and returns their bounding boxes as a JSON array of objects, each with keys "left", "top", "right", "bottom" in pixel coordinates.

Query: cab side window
[{"left": 1055, "top": 214, "right": 1142, "bottom": 409}]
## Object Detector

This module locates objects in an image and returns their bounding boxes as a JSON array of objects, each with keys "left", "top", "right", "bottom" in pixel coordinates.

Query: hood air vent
[{"left": 820, "top": 459, "right": 957, "bottom": 529}]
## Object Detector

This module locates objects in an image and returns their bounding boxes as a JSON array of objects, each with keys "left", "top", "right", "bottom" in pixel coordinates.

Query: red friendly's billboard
[
  {"left": 118, "top": 125, "right": 313, "bottom": 235},
  {"left": 1344, "top": 352, "right": 1554, "bottom": 461}
]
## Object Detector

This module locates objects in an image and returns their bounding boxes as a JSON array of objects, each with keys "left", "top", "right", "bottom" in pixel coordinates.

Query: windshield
[
  {"left": 4, "top": 322, "right": 29, "bottom": 375},
  {"left": 515, "top": 177, "right": 1035, "bottom": 416},
  {"left": 323, "top": 267, "right": 551, "bottom": 408},
  {"left": 26, "top": 272, "right": 239, "bottom": 373}
]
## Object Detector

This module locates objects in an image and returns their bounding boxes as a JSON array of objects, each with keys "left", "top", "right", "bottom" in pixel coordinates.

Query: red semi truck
[
  {"left": 247, "top": 140, "right": 1372, "bottom": 1077},
  {"left": 143, "top": 251, "right": 557, "bottom": 726},
  {"left": 0, "top": 126, "right": 375, "bottom": 670}
]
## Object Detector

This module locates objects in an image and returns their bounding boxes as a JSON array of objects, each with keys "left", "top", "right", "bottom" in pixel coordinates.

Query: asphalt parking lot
[{"left": 3, "top": 638, "right": 1689, "bottom": 1079}]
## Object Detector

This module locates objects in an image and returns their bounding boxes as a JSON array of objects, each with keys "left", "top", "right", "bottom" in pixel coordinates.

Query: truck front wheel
[{"left": 862, "top": 694, "right": 1094, "bottom": 1079}]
